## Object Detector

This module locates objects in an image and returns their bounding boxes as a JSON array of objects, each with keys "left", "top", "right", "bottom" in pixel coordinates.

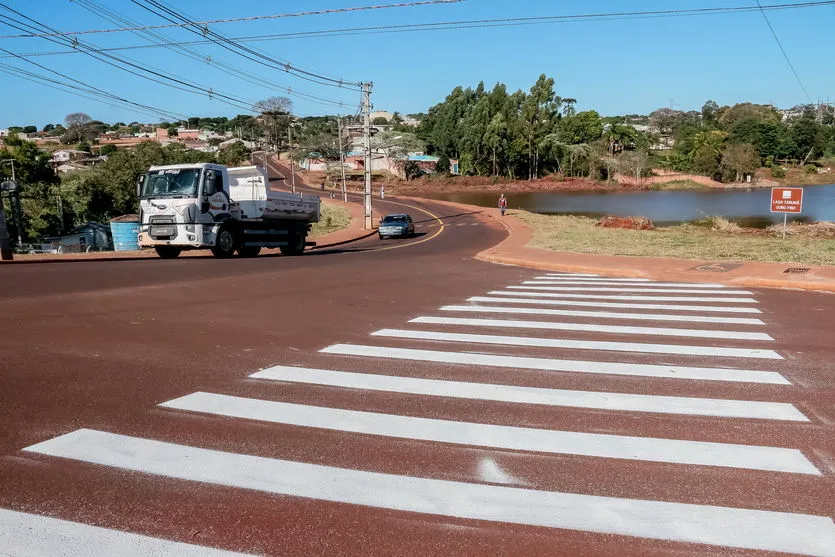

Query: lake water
[{"left": 426, "top": 184, "right": 835, "bottom": 227}]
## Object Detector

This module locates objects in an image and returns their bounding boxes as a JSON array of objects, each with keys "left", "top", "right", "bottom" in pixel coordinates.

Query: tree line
[{"left": 416, "top": 75, "right": 835, "bottom": 182}]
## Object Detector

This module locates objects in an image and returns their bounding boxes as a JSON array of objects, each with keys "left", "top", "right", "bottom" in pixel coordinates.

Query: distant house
[
  {"left": 51, "top": 149, "right": 88, "bottom": 164},
  {"left": 177, "top": 128, "right": 200, "bottom": 141}
]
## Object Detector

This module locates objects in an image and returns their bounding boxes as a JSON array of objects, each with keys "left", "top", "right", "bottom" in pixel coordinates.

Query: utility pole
[
  {"left": 288, "top": 125, "right": 296, "bottom": 194},
  {"left": 337, "top": 116, "right": 347, "bottom": 202},
  {"left": 0, "top": 192, "right": 12, "bottom": 260},
  {"left": 362, "top": 82, "right": 373, "bottom": 229},
  {"left": 0, "top": 160, "right": 14, "bottom": 260}
]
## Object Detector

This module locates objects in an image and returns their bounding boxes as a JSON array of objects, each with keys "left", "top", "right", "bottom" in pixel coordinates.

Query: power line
[
  {"left": 0, "top": 45, "right": 188, "bottom": 121},
  {"left": 72, "top": 0, "right": 354, "bottom": 109},
  {"left": 0, "top": 1, "right": 463, "bottom": 39},
  {"left": 130, "top": 0, "right": 361, "bottom": 89},
  {"left": 0, "top": 3, "right": 258, "bottom": 113},
  {"left": 5, "top": 1, "right": 834, "bottom": 59},
  {"left": 0, "top": 62, "right": 185, "bottom": 121},
  {"left": 754, "top": 0, "right": 813, "bottom": 103}
]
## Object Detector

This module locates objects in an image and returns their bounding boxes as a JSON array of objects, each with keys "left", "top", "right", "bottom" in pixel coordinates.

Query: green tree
[
  {"left": 721, "top": 143, "right": 760, "bottom": 182},
  {"left": 559, "top": 110, "right": 603, "bottom": 145},
  {"left": 372, "top": 116, "right": 390, "bottom": 125},
  {"left": 435, "top": 154, "right": 450, "bottom": 175},
  {"left": 521, "top": 74, "right": 561, "bottom": 179},
  {"left": 217, "top": 141, "right": 250, "bottom": 166}
]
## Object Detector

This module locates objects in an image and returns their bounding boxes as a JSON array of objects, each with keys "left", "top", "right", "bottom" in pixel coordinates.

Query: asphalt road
[{"left": 1, "top": 189, "right": 834, "bottom": 556}]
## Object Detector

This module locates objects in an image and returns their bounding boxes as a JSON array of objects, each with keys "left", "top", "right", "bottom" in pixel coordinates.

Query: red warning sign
[{"left": 770, "top": 188, "right": 803, "bottom": 213}]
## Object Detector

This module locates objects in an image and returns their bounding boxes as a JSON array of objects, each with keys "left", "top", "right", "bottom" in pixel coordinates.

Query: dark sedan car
[{"left": 378, "top": 213, "right": 415, "bottom": 239}]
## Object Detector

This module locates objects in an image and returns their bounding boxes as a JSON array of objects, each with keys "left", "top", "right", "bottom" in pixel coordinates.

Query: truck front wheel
[
  {"left": 211, "top": 225, "right": 238, "bottom": 258},
  {"left": 155, "top": 246, "right": 181, "bottom": 259},
  {"left": 279, "top": 232, "right": 305, "bottom": 256}
]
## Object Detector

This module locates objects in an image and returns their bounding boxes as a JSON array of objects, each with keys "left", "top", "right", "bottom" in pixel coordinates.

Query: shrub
[
  {"left": 771, "top": 165, "right": 786, "bottom": 178},
  {"left": 804, "top": 164, "right": 818, "bottom": 175}
]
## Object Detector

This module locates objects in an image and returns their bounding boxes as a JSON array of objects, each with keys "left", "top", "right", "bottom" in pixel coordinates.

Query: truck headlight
[{"left": 186, "top": 224, "right": 195, "bottom": 232}]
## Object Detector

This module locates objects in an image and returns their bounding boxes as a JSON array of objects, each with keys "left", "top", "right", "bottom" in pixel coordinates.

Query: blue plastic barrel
[{"left": 110, "top": 220, "right": 140, "bottom": 251}]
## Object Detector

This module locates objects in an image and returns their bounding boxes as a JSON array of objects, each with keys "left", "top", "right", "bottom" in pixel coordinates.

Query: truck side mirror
[{"left": 136, "top": 174, "right": 144, "bottom": 198}]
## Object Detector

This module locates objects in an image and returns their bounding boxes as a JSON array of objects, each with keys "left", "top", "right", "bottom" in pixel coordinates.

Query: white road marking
[
  {"left": 411, "top": 316, "right": 773, "bottom": 341},
  {"left": 520, "top": 283, "right": 753, "bottom": 295},
  {"left": 322, "top": 345, "right": 790, "bottom": 384},
  {"left": 23, "top": 430, "right": 835, "bottom": 556},
  {"left": 537, "top": 276, "right": 654, "bottom": 283},
  {"left": 0, "top": 507, "right": 251, "bottom": 556},
  {"left": 533, "top": 279, "right": 728, "bottom": 287},
  {"left": 447, "top": 304, "right": 766, "bottom": 325},
  {"left": 502, "top": 288, "right": 759, "bottom": 303},
  {"left": 481, "top": 294, "right": 762, "bottom": 313},
  {"left": 161, "top": 392, "right": 818, "bottom": 475},
  {"left": 250, "top": 365, "right": 808, "bottom": 421},
  {"left": 371, "top": 329, "right": 783, "bottom": 360}
]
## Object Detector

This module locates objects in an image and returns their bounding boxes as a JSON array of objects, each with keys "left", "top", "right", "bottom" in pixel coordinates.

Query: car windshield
[
  {"left": 141, "top": 169, "right": 200, "bottom": 198},
  {"left": 383, "top": 215, "right": 408, "bottom": 223}
]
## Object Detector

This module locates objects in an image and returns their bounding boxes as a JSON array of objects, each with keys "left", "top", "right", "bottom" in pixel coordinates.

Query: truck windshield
[{"left": 141, "top": 169, "right": 200, "bottom": 198}]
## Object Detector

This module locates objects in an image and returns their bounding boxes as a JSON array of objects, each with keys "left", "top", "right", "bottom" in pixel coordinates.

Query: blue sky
[{"left": 1, "top": 0, "right": 833, "bottom": 128}]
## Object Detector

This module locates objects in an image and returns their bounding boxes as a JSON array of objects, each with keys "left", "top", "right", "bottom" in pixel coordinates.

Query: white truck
[{"left": 137, "top": 163, "right": 320, "bottom": 258}]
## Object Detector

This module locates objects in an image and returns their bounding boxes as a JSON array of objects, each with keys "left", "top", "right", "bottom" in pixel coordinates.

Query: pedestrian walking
[
  {"left": 380, "top": 186, "right": 386, "bottom": 199},
  {"left": 498, "top": 193, "right": 508, "bottom": 216}
]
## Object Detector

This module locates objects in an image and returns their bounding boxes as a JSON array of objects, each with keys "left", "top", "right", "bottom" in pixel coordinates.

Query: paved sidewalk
[{"left": 476, "top": 211, "right": 835, "bottom": 293}]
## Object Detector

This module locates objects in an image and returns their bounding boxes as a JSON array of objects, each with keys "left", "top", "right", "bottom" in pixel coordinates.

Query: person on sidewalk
[
  {"left": 380, "top": 186, "right": 386, "bottom": 199},
  {"left": 498, "top": 193, "right": 508, "bottom": 216}
]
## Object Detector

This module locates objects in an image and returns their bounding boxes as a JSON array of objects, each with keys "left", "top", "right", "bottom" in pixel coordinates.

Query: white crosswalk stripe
[
  {"left": 322, "top": 344, "right": 789, "bottom": 383},
  {"left": 476, "top": 294, "right": 764, "bottom": 313},
  {"left": 0, "top": 508, "right": 251, "bottom": 556},
  {"left": 160, "top": 392, "right": 818, "bottom": 474},
  {"left": 411, "top": 315, "right": 773, "bottom": 340},
  {"left": 448, "top": 303, "right": 766, "bottom": 324},
  {"left": 529, "top": 280, "right": 729, "bottom": 287},
  {"left": 518, "top": 283, "right": 753, "bottom": 294},
  {"left": 23, "top": 430, "right": 835, "bottom": 556},
  {"left": 250, "top": 365, "right": 807, "bottom": 420},
  {"left": 371, "top": 329, "right": 783, "bottom": 360},
  {"left": 502, "top": 288, "right": 759, "bottom": 303}
]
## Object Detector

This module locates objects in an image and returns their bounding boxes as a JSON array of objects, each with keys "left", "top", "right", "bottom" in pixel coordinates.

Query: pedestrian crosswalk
[{"left": 11, "top": 272, "right": 835, "bottom": 556}]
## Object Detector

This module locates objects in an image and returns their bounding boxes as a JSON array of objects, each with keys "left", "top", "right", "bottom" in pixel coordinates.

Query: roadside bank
[{"left": 473, "top": 209, "right": 835, "bottom": 293}]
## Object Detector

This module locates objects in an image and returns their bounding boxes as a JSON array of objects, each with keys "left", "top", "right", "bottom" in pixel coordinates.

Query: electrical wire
[
  {"left": 72, "top": 0, "right": 354, "bottom": 109},
  {"left": 754, "top": 0, "right": 813, "bottom": 103},
  {"left": 130, "top": 0, "right": 361, "bottom": 89},
  {"left": 5, "top": 1, "right": 834, "bottom": 59},
  {"left": 0, "top": 45, "right": 188, "bottom": 121},
  {"left": 0, "top": 1, "right": 463, "bottom": 39},
  {"left": 0, "top": 62, "right": 184, "bottom": 121},
  {"left": 0, "top": 3, "right": 258, "bottom": 113}
]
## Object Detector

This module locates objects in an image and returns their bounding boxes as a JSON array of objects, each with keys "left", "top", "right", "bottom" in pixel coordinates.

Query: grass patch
[
  {"left": 309, "top": 201, "right": 351, "bottom": 238},
  {"left": 515, "top": 212, "right": 835, "bottom": 266},
  {"left": 649, "top": 180, "right": 711, "bottom": 190}
]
